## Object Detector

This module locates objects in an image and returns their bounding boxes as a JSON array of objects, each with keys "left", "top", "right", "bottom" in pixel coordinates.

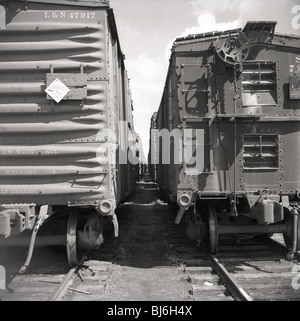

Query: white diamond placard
[{"left": 45, "top": 78, "right": 70, "bottom": 103}]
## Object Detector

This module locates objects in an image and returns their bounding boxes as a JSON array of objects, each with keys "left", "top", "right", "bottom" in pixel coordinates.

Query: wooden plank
[
  {"left": 216, "top": 251, "right": 282, "bottom": 259},
  {"left": 185, "top": 259, "right": 211, "bottom": 267},
  {"left": 217, "top": 245, "right": 272, "bottom": 251},
  {"left": 234, "top": 272, "right": 296, "bottom": 279},
  {"left": 189, "top": 275, "right": 220, "bottom": 283},
  {"left": 185, "top": 266, "right": 213, "bottom": 274},
  {"left": 193, "top": 295, "right": 234, "bottom": 301},
  {"left": 192, "top": 284, "right": 227, "bottom": 292}
]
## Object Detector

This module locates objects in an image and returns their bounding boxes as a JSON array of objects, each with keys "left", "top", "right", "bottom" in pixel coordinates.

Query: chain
[
  {"left": 233, "top": 63, "right": 242, "bottom": 100},
  {"left": 232, "top": 62, "right": 242, "bottom": 217}
]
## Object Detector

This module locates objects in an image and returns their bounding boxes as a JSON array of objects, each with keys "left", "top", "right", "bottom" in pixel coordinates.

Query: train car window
[
  {"left": 242, "top": 61, "right": 277, "bottom": 106},
  {"left": 0, "top": 5, "right": 5, "bottom": 29}
]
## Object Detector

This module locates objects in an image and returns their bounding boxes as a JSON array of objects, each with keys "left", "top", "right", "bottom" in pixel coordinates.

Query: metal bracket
[
  {"left": 281, "top": 195, "right": 290, "bottom": 208},
  {"left": 0, "top": 204, "right": 36, "bottom": 237},
  {"left": 46, "top": 73, "right": 88, "bottom": 101}
]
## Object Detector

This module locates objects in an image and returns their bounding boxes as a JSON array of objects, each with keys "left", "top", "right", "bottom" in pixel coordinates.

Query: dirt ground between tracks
[{"left": 91, "top": 180, "right": 193, "bottom": 301}]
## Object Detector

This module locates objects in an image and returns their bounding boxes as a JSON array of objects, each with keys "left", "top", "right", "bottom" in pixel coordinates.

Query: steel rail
[
  {"left": 208, "top": 255, "right": 253, "bottom": 301},
  {"left": 47, "top": 266, "right": 77, "bottom": 301},
  {"left": 47, "top": 252, "right": 88, "bottom": 301}
]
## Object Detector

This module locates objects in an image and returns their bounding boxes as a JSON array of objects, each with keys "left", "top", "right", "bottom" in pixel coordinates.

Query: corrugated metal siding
[{"left": 0, "top": 4, "right": 112, "bottom": 205}]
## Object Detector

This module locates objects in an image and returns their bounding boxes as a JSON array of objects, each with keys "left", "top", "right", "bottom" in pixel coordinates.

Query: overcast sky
[{"left": 109, "top": 0, "right": 299, "bottom": 158}]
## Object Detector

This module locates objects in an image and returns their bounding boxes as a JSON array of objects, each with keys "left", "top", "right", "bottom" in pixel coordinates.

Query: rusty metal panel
[
  {"left": 0, "top": 1, "right": 113, "bottom": 206},
  {"left": 180, "top": 64, "right": 207, "bottom": 113},
  {"left": 242, "top": 21, "right": 276, "bottom": 44},
  {"left": 47, "top": 73, "right": 87, "bottom": 87},
  {"left": 177, "top": 54, "right": 213, "bottom": 118}
]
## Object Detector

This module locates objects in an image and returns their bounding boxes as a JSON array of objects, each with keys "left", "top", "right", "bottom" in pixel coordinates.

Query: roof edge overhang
[
  {"left": 0, "top": 0, "right": 110, "bottom": 8},
  {"left": 172, "top": 21, "right": 300, "bottom": 50}
]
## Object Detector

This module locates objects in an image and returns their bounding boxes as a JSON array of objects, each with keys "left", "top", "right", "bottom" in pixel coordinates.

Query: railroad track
[
  {"left": 2, "top": 226, "right": 300, "bottom": 302},
  {"left": 56, "top": 203, "right": 300, "bottom": 302},
  {"left": 167, "top": 230, "right": 300, "bottom": 301},
  {"left": 57, "top": 259, "right": 112, "bottom": 301},
  {"left": 1, "top": 177, "right": 300, "bottom": 301},
  {"left": 166, "top": 222, "right": 235, "bottom": 301},
  {"left": 0, "top": 216, "right": 118, "bottom": 302},
  {"left": 0, "top": 248, "right": 114, "bottom": 301},
  {"left": 208, "top": 236, "right": 300, "bottom": 301}
]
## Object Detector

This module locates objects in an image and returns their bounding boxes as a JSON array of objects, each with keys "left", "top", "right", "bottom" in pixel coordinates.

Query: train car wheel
[
  {"left": 66, "top": 213, "right": 79, "bottom": 266},
  {"left": 208, "top": 206, "right": 218, "bottom": 254}
]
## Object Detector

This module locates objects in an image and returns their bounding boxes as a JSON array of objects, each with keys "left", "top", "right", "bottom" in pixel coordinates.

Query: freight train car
[
  {"left": 150, "top": 21, "right": 300, "bottom": 259},
  {"left": 0, "top": 0, "right": 139, "bottom": 269}
]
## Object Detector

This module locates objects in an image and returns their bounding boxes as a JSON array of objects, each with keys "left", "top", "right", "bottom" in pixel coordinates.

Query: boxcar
[
  {"left": 150, "top": 21, "right": 300, "bottom": 258},
  {"left": 0, "top": 0, "right": 139, "bottom": 268}
]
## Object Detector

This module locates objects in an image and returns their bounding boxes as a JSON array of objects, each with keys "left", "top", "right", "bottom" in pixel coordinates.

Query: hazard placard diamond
[{"left": 45, "top": 78, "right": 70, "bottom": 103}]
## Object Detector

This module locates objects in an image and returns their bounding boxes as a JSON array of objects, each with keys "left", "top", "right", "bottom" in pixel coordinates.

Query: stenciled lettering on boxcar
[
  {"left": 44, "top": 11, "right": 96, "bottom": 19},
  {"left": 2, "top": 149, "right": 35, "bottom": 156},
  {"left": 4, "top": 169, "right": 37, "bottom": 175},
  {"left": 0, "top": 188, "right": 39, "bottom": 195},
  {"left": 45, "top": 149, "right": 58, "bottom": 155},
  {"left": 1, "top": 149, "right": 59, "bottom": 155}
]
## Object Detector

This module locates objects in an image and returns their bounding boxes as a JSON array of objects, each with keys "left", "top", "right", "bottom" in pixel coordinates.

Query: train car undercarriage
[
  {"left": 0, "top": 204, "right": 117, "bottom": 271},
  {"left": 180, "top": 193, "right": 300, "bottom": 260}
]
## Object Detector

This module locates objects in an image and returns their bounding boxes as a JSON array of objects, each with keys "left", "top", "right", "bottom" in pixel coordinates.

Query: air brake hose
[
  {"left": 19, "top": 205, "right": 49, "bottom": 274},
  {"left": 112, "top": 213, "right": 119, "bottom": 237},
  {"left": 19, "top": 225, "right": 39, "bottom": 274}
]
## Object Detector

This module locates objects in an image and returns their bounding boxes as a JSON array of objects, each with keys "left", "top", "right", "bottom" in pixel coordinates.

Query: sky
[{"left": 109, "top": 0, "right": 300, "bottom": 159}]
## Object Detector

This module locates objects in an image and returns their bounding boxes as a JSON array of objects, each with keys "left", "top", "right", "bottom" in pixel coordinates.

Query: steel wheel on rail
[
  {"left": 66, "top": 213, "right": 79, "bottom": 266},
  {"left": 208, "top": 206, "right": 218, "bottom": 254}
]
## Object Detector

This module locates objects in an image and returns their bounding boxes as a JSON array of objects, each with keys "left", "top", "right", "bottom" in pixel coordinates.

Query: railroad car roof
[
  {"left": 0, "top": 0, "right": 110, "bottom": 7},
  {"left": 173, "top": 21, "right": 300, "bottom": 49}
]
